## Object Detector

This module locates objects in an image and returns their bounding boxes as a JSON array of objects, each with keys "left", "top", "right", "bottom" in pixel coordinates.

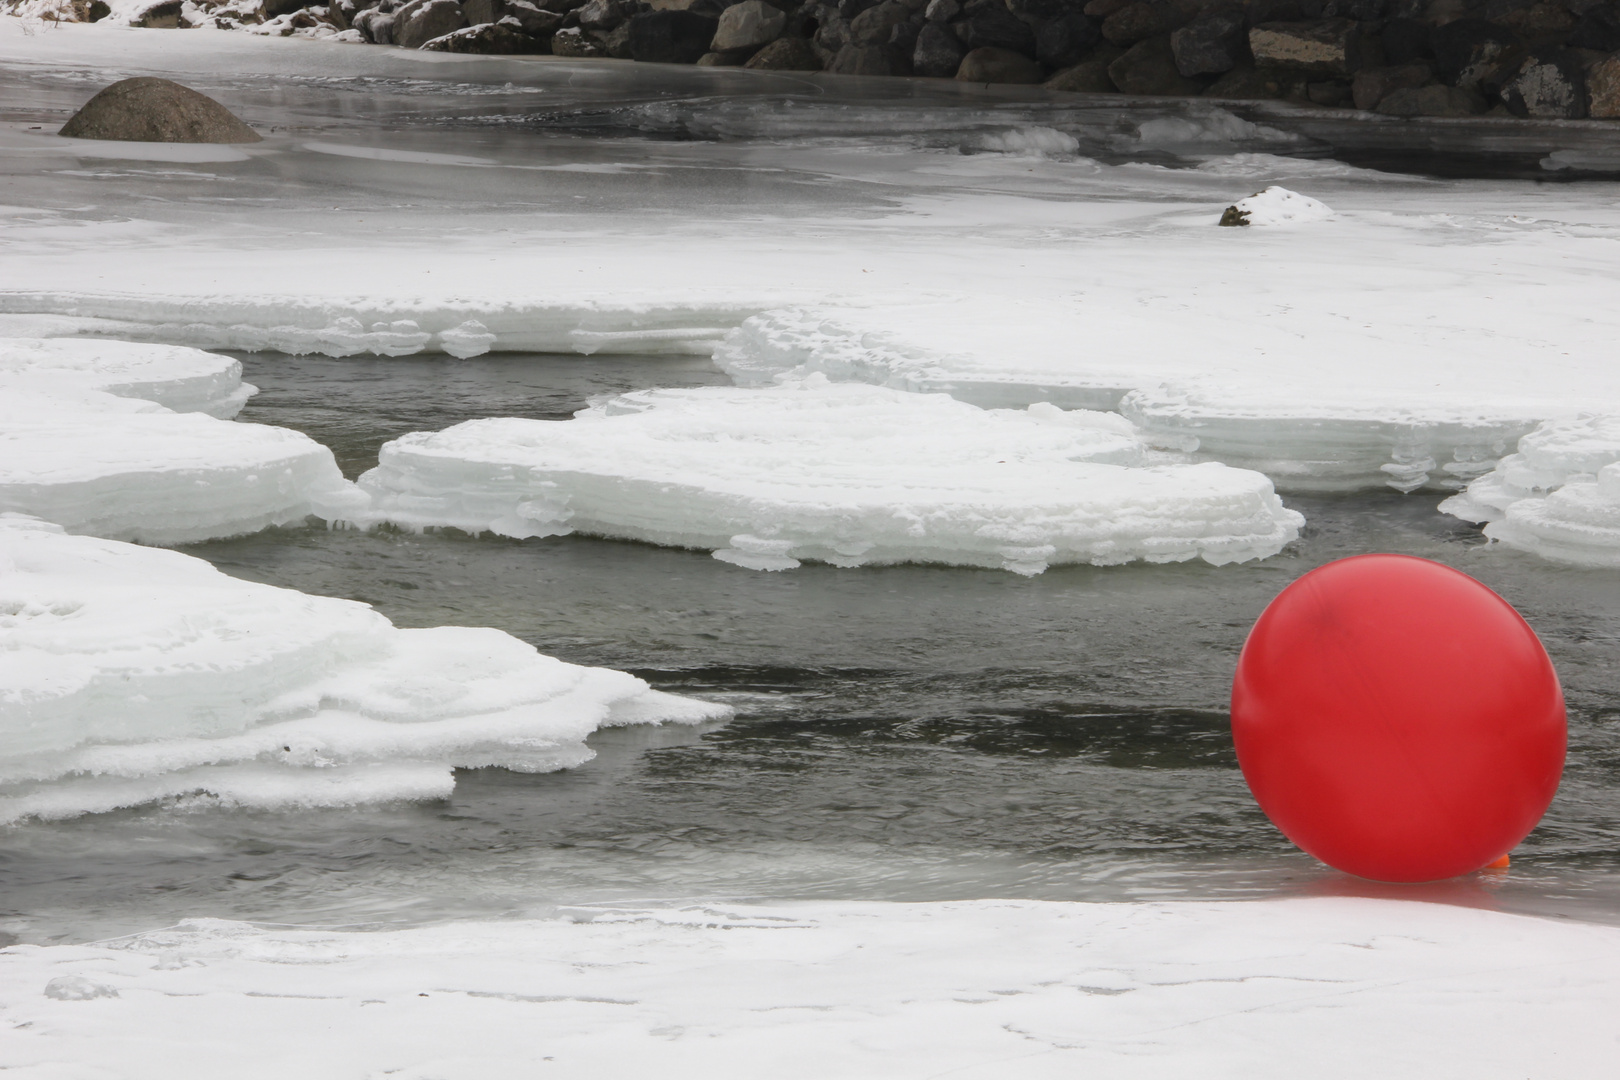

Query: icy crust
[
  {"left": 0, "top": 294, "right": 766, "bottom": 359},
  {"left": 1441, "top": 415, "right": 1620, "bottom": 565},
  {"left": 354, "top": 380, "right": 1303, "bottom": 575},
  {"left": 0, "top": 516, "right": 728, "bottom": 824},
  {"left": 6, "top": 899, "right": 1620, "bottom": 1078},
  {"left": 716, "top": 306, "right": 1575, "bottom": 493},
  {"left": 0, "top": 337, "right": 255, "bottom": 419}
]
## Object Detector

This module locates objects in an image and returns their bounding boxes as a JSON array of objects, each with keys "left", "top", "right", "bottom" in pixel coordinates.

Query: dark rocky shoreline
[{"left": 28, "top": 0, "right": 1620, "bottom": 120}]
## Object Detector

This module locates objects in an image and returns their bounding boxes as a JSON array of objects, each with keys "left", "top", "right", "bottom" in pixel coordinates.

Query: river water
[{"left": 3, "top": 349, "right": 1618, "bottom": 944}]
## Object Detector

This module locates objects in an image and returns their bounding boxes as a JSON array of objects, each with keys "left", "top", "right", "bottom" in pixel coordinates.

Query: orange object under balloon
[{"left": 1231, "top": 554, "right": 1566, "bottom": 883}]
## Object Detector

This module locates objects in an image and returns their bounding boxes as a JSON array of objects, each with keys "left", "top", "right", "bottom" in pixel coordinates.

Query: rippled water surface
[{"left": 4, "top": 352, "right": 1619, "bottom": 944}]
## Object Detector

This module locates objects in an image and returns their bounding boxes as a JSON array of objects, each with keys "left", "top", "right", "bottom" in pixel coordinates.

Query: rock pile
[{"left": 33, "top": 0, "right": 1620, "bottom": 117}]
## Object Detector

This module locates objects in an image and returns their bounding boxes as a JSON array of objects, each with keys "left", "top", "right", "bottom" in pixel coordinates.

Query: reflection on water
[{"left": 2, "top": 351, "right": 1618, "bottom": 943}]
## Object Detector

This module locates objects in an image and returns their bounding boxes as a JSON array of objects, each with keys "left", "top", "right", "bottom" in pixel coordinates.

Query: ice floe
[
  {"left": 354, "top": 379, "right": 1303, "bottom": 574},
  {"left": 0, "top": 515, "right": 727, "bottom": 824},
  {"left": 716, "top": 300, "right": 1609, "bottom": 493},
  {"left": 5, "top": 897, "right": 1619, "bottom": 1078},
  {"left": 0, "top": 338, "right": 359, "bottom": 544},
  {"left": 1442, "top": 415, "right": 1620, "bottom": 566}
]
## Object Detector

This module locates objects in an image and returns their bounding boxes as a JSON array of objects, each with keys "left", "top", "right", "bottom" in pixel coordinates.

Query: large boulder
[
  {"left": 713, "top": 0, "right": 787, "bottom": 49},
  {"left": 1379, "top": 17, "right": 1429, "bottom": 66},
  {"left": 627, "top": 10, "right": 719, "bottom": 61},
  {"left": 830, "top": 42, "right": 910, "bottom": 73},
  {"left": 1350, "top": 61, "right": 1431, "bottom": 110},
  {"left": 849, "top": 0, "right": 912, "bottom": 44},
  {"left": 1568, "top": 5, "right": 1620, "bottom": 53},
  {"left": 395, "top": 0, "right": 469, "bottom": 48},
  {"left": 1108, "top": 34, "right": 1204, "bottom": 93},
  {"left": 953, "top": 0, "right": 1036, "bottom": 54},
  {"left": 1248, "top": 19, "right": 1362, "bottom": 77},
  {"left": 1374, "top": 83, "right": 1487, "bottom": 116},
  {"left": 551, "top": 26, "right": 608, "bottom": 53},
  {"left": 1045, "top": 58, "right": 1116, "bottom": 89},
  {"left": 421, "top": 19, "right": 551, "bottom": 50},
  {"left": 1428, "top": 18, "right": 1516, "bottom": 90},
  {"left": 353, "top": 8, "right": 396, "bottom": 43},
  {"left": 577, "top": 0, "right": 642, "bottom": 30},
  {"left": 1101, "top": 0, "right": 1186, "bottom": 48},
  {"left": 1035, "top": 14, "right": 1100, "bottom": 70},
  {"left": 956, "top": 44, "right": 1045, "bottom": 81},
  {"left": 1498, "top": 50, "right": 1588, "bottom": 119},
  {"left": 1587, "top": 52, "right": 1620, "bottom": 118},
  {"left": 744, "top": 35, "right": 825, "bottom": 67},
  {"left": 59, "top": 78, "right": 261, "bottom": 144},
  {"left": 1203, "top": 62, "right": 1308, "bottom": 99},
  {"left": 1170, "top": 8, "right": 1246, "bottom": 76},
  {"left": 913, "top": 20, "right": 969, "bottom": 74},
  {"left": 504, "top": 0, "right": 567, "bottom": 34}
]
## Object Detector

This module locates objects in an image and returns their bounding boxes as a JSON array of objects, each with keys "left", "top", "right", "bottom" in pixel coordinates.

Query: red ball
[{"left": 1232, "top": 554, "right": 1566, "bottom": 883}]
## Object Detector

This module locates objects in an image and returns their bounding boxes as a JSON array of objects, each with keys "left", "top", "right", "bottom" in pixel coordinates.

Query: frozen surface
[
  {"left": 4, "top": 897, "right": 1619, "bottom": 1079},
  {"left": 0, "top": 337, "right": 358, "bottom": 544},
  {"left": 1442, "top": 415, "right": 1620, "bottom": 566},
  {"left": 0, "top": 515, "right": 728, "bottom": 824},
  {"left": 356, "top": 380, "right": 1303, "bottom": 574}
]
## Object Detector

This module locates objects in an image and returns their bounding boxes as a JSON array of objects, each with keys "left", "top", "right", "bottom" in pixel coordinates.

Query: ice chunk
[
  {"left": 1441, "top": 416, "right": 1620, "bottom": 565},
  {"left": 0, "top": 337, "right": 256, "bottom": 419},
  {"left": 354, "top": 380, "right": 1303, "bottom": 574},
  {"left": 1218, "top": 186, "right": 1334, "bottom": 226},
  {"left": 0, "top": 515, "right": 729, "bottom": 824},
  {"left": 715, "top": 301, "right": 1592, "bottom": 492}
]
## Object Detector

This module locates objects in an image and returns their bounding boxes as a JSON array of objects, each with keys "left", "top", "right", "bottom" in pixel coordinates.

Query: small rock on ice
[{"left": 1218, "top": 186, "right": 1334, "bottom": 227}]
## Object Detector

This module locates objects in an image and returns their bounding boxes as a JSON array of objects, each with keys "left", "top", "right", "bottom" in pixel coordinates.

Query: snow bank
[
  {"left": 716, "top": 303, "right": 1594, "bottom": 493},
  {"left": 355, "top": 379, "right": 1302, "bottom": 575},
  {"left": 0, "top": 515, "right": 727, "bottom": 824},
  {"left": 0, "top": 338, "right": 359, "bottom": 544},
  {"left": 1442, "top": 415, "right": 1620, "bottom": 565},
  {"left": 4, "top": 897, "right": 1618, "bottom": 1078}
]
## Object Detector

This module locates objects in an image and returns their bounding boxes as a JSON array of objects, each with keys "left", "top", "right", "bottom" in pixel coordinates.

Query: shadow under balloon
[{"left": 1285, "top": 867, "right": 1514, "bottom": 911}]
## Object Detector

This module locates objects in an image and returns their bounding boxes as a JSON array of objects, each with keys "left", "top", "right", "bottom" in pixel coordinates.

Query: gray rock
[
  {"left": 913, "top": 19, "right": 968, "bottom": 73},
  {"left": 132, "top": 0, "right": 182, "bottom": 26},
  {"left": 604, "top": 20, "right": 637, "bottom": 55},
  {"left": 1588, "top": 51, "right": 1620, "bottom": 118},
  {"left": 713, "top": 0, "right": 787, "bottom": 49},
  {"left": 1101, "top": 1, "right": 1188, "bottom": 48},
  {"left": 830, "top": 42, "right": 909, "bottom": 73},
  {"left": 1306, "top": 78, "right": 1352, "bottom": 105},
  {"left": 578, "top": 0, "right": 641, "bottom": 31},
  {"left": 1569, "top": 5, "right": 1620, "bottom": 52},
  {"left": 627, "top": 10, "right": 719, "bottom": 61},
  {"left": 1350, "top": 61, "right": 1430, "bottom": 110},
  {"left": 1203, "top": 62, "right": 1308, "bottom": 99},
  {"left": 1379, "top": 17, "right": 1428, "bottom": 66},
  {"left": 422, "top": 19, "right": 551, "bottom": 49},
  {"left": 550, "top": 25, "right": 608, "bottom": 53},
  {"left": 953, "top": 1, "right": 1036, "bottom": 54},
  {"left": 1374, "top": 83, "right": 1488, "bottom": 116},
  {"left": 1108, "top": 34, "right": 1204, "bottom": 93},
  {"left": 1035, "top": 14, "right": 1100, "bottom": 70},
  {"left": 1499, "top": 50, "right": 1588, "bottom": 118},
  {"left": 504, "top": 0, "right": 566, "bottom": 34},
  {"left": 956, "top": 44, "right": 1045, "bottom": 81},
  {"left": 1044, "top": 58, "right": 1116, "bottom": 89},
  {"left": 395, "top": 0, "right": 469, "bottom": 48},
  {"left": 1300, "top": 0, "right": 1383, "bottom": 16},
  {"left": 1429, "top": 18, "right": 1516, "bottom": 90},
  {"left": 60, "top": 77, "right": 261, "bottom": 144},
  {"left": 1171, "top": 8, "right": 1246, "bottom": 77},
  {"left": 1247, "top": 18, "right": 1362, "bottom": 77},
  {"left": 924, "top": 0, "right": 959, "bottom": 18},
  {"left": 353, "top": 8, "right": 396, "bottom": 42},
  {"left": 463, "top": 0, "right": 501, "bottom": 23},
  {"left": 745, "top": 35, "right": 826, "bottom": 67},
  {"left": 850, "top": 0, "right": 911, "bottom": 44}
]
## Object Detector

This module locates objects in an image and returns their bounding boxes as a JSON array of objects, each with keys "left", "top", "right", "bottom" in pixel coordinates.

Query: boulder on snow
[{"left": 59, "top": 78, "right": 261, "bottom": 144}]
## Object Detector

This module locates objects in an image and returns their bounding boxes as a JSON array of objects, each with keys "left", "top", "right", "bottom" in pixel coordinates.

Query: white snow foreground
[
  {"left": 354, "top": 380, "right": 1304, "bottom": 575},
  {"left": 4, "top": 897, "right": 1618, "bottom": 1079},
  {"left": 0, "top": 515, "right": 728, "bottom": 824},
  {"left": 715, "top": 302, "right": 1613, "bottom": 493},
  {"left": 0, "top": 338, "right": 360, "bottom": 544},
  {"left": 1442, "top": 415, "right": 1620, "bottom": 566}
]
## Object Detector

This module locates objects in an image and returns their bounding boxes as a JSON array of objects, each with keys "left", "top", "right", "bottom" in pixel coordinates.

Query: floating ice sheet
[
  {"left": 354, "top": 380, "right": 1303, "bottom": 574},
  {"left": 1442, "top": 415, "right": 1620, "bottom": 566},
  {"left": 0, "top": 515, "right": 727, "bottom": 824},
  {"left": 0, "top": 338, "right": 360, "bottom": 544},
  {"left": 716, "top": 298, "right": 1613, "bottom": 493},
  {"left": 4, "top": 897, "right": 1619, "bottom": 1078}
]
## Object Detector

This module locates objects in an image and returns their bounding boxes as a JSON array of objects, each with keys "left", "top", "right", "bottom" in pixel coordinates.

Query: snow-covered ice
[
  {"left": 0, "top": 337, "right": 361, "bottom": 544},
  {"left": 1442, "top": 415, "right": 1620, "bottom": 566},
  {"left": 3, "top": 896, "right": 1618, "bottom": 1079},
  {"left": 0, "top": 514, "right": 728, "bottom": 824},
  {"left": 355, "top": 380, "right": 1303, "bottom": 574}
]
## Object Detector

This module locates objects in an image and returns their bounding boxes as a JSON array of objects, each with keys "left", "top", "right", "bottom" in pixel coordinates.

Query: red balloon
[{"left": 1231, "top": 554, "right": 1566, "bottom": 883}]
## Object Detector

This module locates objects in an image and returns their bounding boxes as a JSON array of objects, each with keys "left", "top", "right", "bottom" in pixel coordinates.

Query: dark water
[{"left": 3, "top": 351, "right": 1618, "bottom": 944}]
